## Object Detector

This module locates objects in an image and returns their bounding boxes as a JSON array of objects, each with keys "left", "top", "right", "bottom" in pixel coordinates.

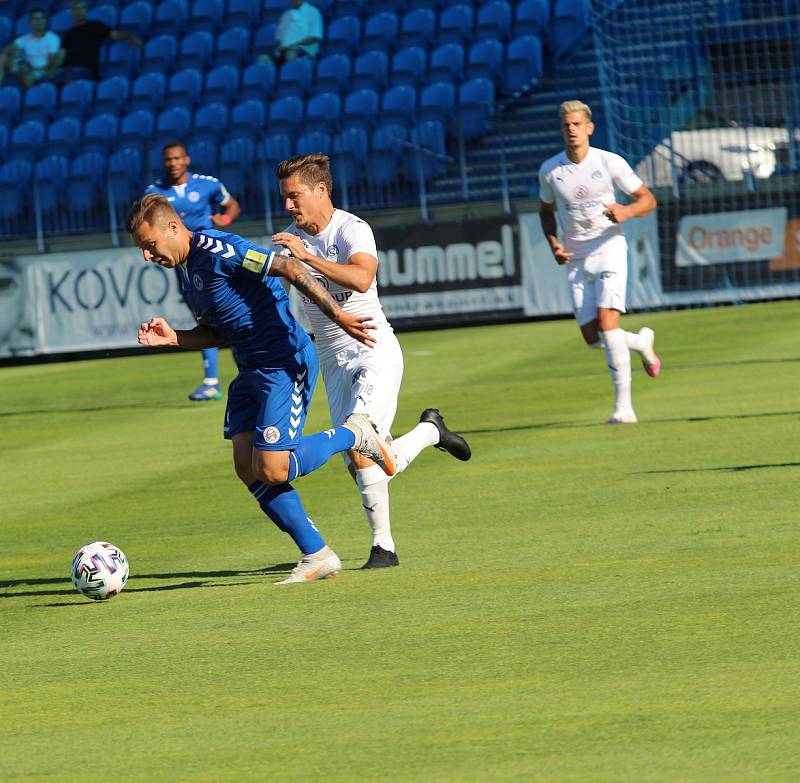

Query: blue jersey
[
  {"left": 144, "top": 173, "right": 231, "bottom": 231},
  {"left": 177, "top": 229, "right": 311, "bottom": 369}
]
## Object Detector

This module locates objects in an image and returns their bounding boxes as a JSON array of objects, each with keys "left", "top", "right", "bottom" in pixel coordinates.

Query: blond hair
[
  {"left": 276, "top": 153, "right": 333, "bottom": 195},
  {"left": 559, "top": 100, "right": 592, "bottom": 120},
  {"left": 125, "top": 194, "right": 179, "bottom": 235}
]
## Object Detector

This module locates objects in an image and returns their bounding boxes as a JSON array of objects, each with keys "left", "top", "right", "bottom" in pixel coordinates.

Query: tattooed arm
[{"left": 268, "top": 254, "right": 375, "bottom": 346}]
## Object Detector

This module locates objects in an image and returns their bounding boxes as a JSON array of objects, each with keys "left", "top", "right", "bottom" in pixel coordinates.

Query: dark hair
[
  {"left": 126, "top": 194, "right": 179, "bottom": 234},
  {"left": 276, "top": 153, "right": 333, "bottom": 196},
  {"left": 162, "top": 141, "right": 188, "bottom": 155}
]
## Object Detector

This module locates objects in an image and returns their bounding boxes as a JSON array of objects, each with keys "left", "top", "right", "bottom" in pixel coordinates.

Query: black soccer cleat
[
  {"left": 361, "top": 545, "right": 400, "bottom": 569},
  {"left": 419, "top": 408, "right": 472, "bottom": 461}
]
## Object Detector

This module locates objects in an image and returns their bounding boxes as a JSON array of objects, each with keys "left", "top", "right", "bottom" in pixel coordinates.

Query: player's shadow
[{"left": 636, "top": 461, "right": 800, "bottom": 475}]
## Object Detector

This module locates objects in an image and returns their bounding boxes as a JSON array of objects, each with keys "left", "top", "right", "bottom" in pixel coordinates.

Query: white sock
[
  {"left": 203, "top": 377, "right": 219, "bottom": 386},
  {"left": 355, "top": 465, "right": 394, "bottom": 552},
  {"left": 389, "top": 422, "right": 439, "bottom": 478},
  {"left": 600, "top": 328, "right": 633, "bottom": 413},
  {"left": 623, "top": 330, "right": 647, "bottom": 354}
]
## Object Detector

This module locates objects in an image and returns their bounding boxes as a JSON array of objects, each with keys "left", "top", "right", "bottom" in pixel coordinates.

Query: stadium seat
[
  {"left": 226, "top": 0, "right": 260, "bottom": 28},
  {"left": 466, "top": 39, "right": 504, "bottom": 83},
  {"left": 371, "top": 0, "right": 407, "bottom": 11},
  {"left": 215, "top": 27, "right": 250, "bottom": 68},
  {"left": 550, "top": 0, "right": 590, "bottom": 57},
  {"left": 188, "top": 0, "right": 224, "bottom": 33},
  {"left": 253, "top": 22, "right": 277, "bottom": 58},
  {"left": 93, "top": 75, "right": 130, "bottom": 116},
  {"left": 118, "top": 1, "right": 153, "bottom": 36},
  {"left": 219, "top": 136, "right": 256, "bottom": 197},
  {"left": 475, "top": 0, "right": 513, "bottom": 41},
  {"left": 262, "top": 0, "right": 289, "bottom": 22},
  {"left": 503, "top": 35, "right": 544, "bottom": 94},
  {"left": 437, "top": 3, "right": 473, "bottom": 46},
  {"left": 152, "top": 0, "right": 189, "bottom": 36},
  {"left": 192, "top": 102, "right": 229, "bottom": 143},
  {"left": 13, "top": 15, "right": 28, "bottom": 38},
  {"left": 325, "top": 15, "right": 361, "bottom": 56},
  {"left": 131, "top": 72, "right": 168, "bottom": 112},
  {"left": 239, "top": 61, "right": 276, "bottom": 102},
  {"left": 305, "top": 92, "right": 341, "bottom": 132},
  {"left": 418, "top": 80, "right": 456, "bottom": 127},
  {"left": 0, "top": 16, "right": 11, "bottom": 47},
  {"left": 351, "top": 50, "right": 389, "bottom": 92},
  {"left": 203, "top": 65, "right": 240, "bottom": 105},
  {"left": 397, "top": 8, "right": 436, "bottom": 49},
  {"left": 406, "top": 0, "right": 441, "bottom": 9},
  {"left": 258, "top": 130, "right": 293, "bottom": 168},
  {"left": 341, "top": 88, "right": 380, "bottom": 131},
  {"left": 369, "top": 124, "right": 408, "bottom": 188},
  {"left": 119, "top": 109, "right": 155, "bottom": 143},
  {"left": 405, "top": 119, "right": 446, "bottom": 181},
  {"left": 102, "top": 41, "right": 140, "bottom": 78},
  {"left": 362, "top": 12, "right": 399, "bottom": 53},
  {"left": 57, "top": 79, "right": 95, "bottom": 120},
  {"left": 166, "top": 68, "right": 204, "bottom": 109},
  {"left": 266, "top": 95, "right": 302, "bottom": 132},
  {"left": 180, "top": 31, "right": 215, "bottom": 72},
  {"left": 515, "top": 0, "right": 550, "bottom": 37},
  {"left": 8, "top": 120, "right": 45, "bottom": 161},
  {"left": 276, "top": 57, "right": 315, "bottom": 98},
  {"left": 49, "top": 8, "right": 75, "bottom": 34},
  {"left": 380, "top": 85, "right": 416, "bottom": 126},
  {"left": 0, "top": 124, "right": 7, "bottom": 159},
  {"left": 83, "top": 112, "right": 120, "bottom": 153},
  {"left": 0, "top": 85, "right": 22, "bottom": 127},
  {"left": 108, "top": 146, "right": 144, "bottom": 210},
  {"left": 427, "top": 43, "right": 465, "bottom": 85},
  {"left": 68, "top": 151, "right": 106, "bottom": 214},
  {"left": 332, "top": 0, "right": 369, "bottom": 17},
  {"left": 0, "top": 159, "right": 33, "bottom": 219},
  {"left": 20, "top": 82, "right": 57, "bottom": 123},
  {"left": 87, "top": 3, "right": 118, "bottom": 28},
  {"left": 232, "top": 98, "right": 268, "bottom": 137},
  {"left": 456, "top": 77, "right": 494, "bottom": 138},
  {"left": 34, "top": 154, "right": 69, "bottom": 215},
  {"left": 333, "top": 126, "right": 367, "bottom": 190},
  {"left": 157, "top": 106, "right": 192, "bottom": 137},
  {"left": 45, "top": 117, "right": 82, "bottom": 158},
  {"left": 390, "top": 46, "right": 427, "bottom": 88},
  {"left": 294, "top": 130, "right": 332, "bottom": 157},
  {"left": 314, "top": 53, "right": 352, "bottom": 95},
  {"left": 141, "top": 35, "right": 179, "bottom": 75},
  {"left": 187, "top": 139, "right": 217, "bottom": 171}
]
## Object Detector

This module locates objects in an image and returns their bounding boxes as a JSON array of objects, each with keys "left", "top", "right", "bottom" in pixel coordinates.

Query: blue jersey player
[
  {"left": 127, "top": 194, "right": 396, "bottom": 584},
  {"left": 144, "top": 141, "right": 242, "bottom": 402}
]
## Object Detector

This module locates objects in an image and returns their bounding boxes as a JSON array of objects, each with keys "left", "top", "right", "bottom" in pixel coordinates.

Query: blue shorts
[{"left": 223, "top": 341, "right": 318, "bottom": 451}]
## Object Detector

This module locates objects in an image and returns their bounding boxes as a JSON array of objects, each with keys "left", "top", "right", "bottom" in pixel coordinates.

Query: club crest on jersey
[
  {"left": 591, "top": 170, "right": 603, "bottom": 180},
  {"left": 263, "top": 426, "right": 280, "bottom": 444},
  {"left": 188, "top": 191, "right": 200, "bottom": 202},
  {"left": 192, "top": 273, "right": 204, "bottom": 290},
  {"left": 326, "top": 244, "right": 339, "bottom": 258},
  {"left": 574, "top": 185, "right": 589, "bottom": 199},
  {"left": 315, "top": 275, "right": 329, "bottom": 290}
]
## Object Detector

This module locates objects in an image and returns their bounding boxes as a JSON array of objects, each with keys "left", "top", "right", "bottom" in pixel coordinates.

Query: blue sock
[
  {"left": 248, "top": 481, "right": 325, "bottom": 555},
  {"left": 201, "top": 348, "right": 218, "bottom": 381},
  {"left": 287, "top": 426, "right": 356, "bottom": 481}
]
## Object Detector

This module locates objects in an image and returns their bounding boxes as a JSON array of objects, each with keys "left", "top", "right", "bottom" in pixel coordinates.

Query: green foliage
[{"left": 2, "top": 302, "right": 799, "bottom": 782}]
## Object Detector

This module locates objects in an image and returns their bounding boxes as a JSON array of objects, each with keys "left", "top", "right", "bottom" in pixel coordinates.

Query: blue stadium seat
[
  {"left": 503, "top": 35, "right": 543, "bottom": 94},
  {"left": 295, "top": 130, "right": 332, "bottom": 156},
  {"left": 333, "top": 126, "right": 368, "bottom": 189},
  {"left": 192, "top": 102, "right": 229, "bottom": 142},
  {"left": 428, "top": 43, "right": 465, "bottom": 85},
  {"left": 9, "top": 120, "right": 45, "bottom": 160},
  {"left": 253, "top": 22, "right": 277, "bottom": 58},
  {"left": 332, "top": 0, "right": 369, "bottom": 18},
  {"left": 406, "top": 0, "right": 441, "bottom": 9},
  {"left": 341, "top": 88, "right": 379, "bottom": 131},
  {"left": 456, "top": 77, "right": 494, "bottom": 138},
  {"left": 83, "top": 112, "right": 120, "bottom": 153},
  {"left": 405, "top": 119, "right": 446, "bottom": 181},
  {"left": 276, "top": 57, "right": 315, "bottom": 98},
  {"left": 215, "top": 27, "right": 250, "bottom": 68},
  {"left": 34, "top": 154, "right": 69, "bottom": 214},
  {"left": 362, "top": 12, "right": 399, "bottom": 53},
  {"left": 68, "top": 151, "right": 106, "bottom": 214},
  {"left": 305, "top": 92, "right": 341, "bottom": 132},
  {"left": 57, "top": 79, "right": 95, "bottom": 120},
  {"left": 13, "top": 15, "right": 29, "bottom": 38},
  {"left": 390, "top": 46, "right": 426, "bottom": 88},
  {"left": 219, "top": 136, "right": 256, "bottom": 196},
  {"left": 380, "top": 85, "right": 416, "bottom": 126},
  {"left": 515, "top": 0, "right": 550, "bottom": 38},
  {"left": 157, "top": 106, "right": 192, "bottom": 137},
  {"left": 0, "top": 158, "right": 33, "bottom": 219},
  {"left": 266, "top": 95, "right": 302, "bottom": 132},
  {"left": 20, "top": 82, "right": 57, "bottom": 123},
  {"left": 88, "top": 3, "right": 119, "bottom": 28},
  {"left": 369, "top": 123, "right": 407, "bottom": 186},
  {"left": 226, "top": 0, "right": 260, "bottom": 28},
  {"left": 141, "top": 35, "right": 179, "bottom": 75},
  {"left": 94, "top": 75, "right": 130, "bottom": 116},
  {"left": 475, "top": 0, "right": 513, "bottom": 41},
  {"left": 188, "top": 0, "right": 224, "bottom": 33},
  {"left": 119, "top": 109, "right": 154, "bottom": 143},
  {"left": 103, "top": 41, "right": 140, "bottom": 78},
  {"left": 45, "top": 117, "right": 81, "bottom": 158},
  {"left": 259, "top": 131, "right": 293, "bottom": 169},
  {"left": 0, "top": 124, "right": 7, "bottom": 159},
  {"left": 180, "top": 31, "right": 215, "bottom": 71},
  {"left": 166, "top": 68, "right": 204, "bottom": 109},
  {"left": 371, "top": 0, "right": 407, "bottom": 11},
  {"left": 108, "top": 146, "right": 143, "bottom": 210},
  {"left": 351, "top": 50, "right": 389, "bottom": 92},
  {"left": 0, "top": 16, "right": 11, "bottom": 47},
  {"left": 550, "top": 0, "right": 590, "bottom": 57},
  {"left": 152, "top": 0, "right": 189, "bottom": 36},
  {"left": 187, "top": 139, "right": 217, "bottom": 171},
  {"left": 418, "top": 80, "right": 455, "bottom": 127},
  {"left": 262, "top": 0, "right": 289, "bottom": 22},
  {"left": 118, "top": 1, "right": 153, "bottom": 36},
  {"left": 325, "top": 15, "right": 361, "bottom": 56},
  {"left": 131, "top": 72, "right": 168, "bottom": 112},
  {"left": 397, "top": 8, "right": 436, "bottom": 49},
  {"left": 50, "top": 8, "right": 75, "bottom": 34},
  {"left": 0, "top": 85, "right": 22, "bottom": 127},
  {"left": 232, "top": 98, "right": 268, "bottom": 137},
  {"left": 437, "top": 3, "right": 473, "bottom": 46},
  {"left": 240, "top": 61, "right": 276, "bottom": 101},
  {"left": 203, "top": 64, "right": 240, "bottom": 105},
  {"left": 314, "top": 53, "right": 352, "bottom": 95},
  {"left": 466, "top": 39, "right": 504, "bottom": 83}
]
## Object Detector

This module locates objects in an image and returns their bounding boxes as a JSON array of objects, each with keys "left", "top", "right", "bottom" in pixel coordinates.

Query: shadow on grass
[{"left": 636, "top": 461, "right": 800, "bottom": 475}]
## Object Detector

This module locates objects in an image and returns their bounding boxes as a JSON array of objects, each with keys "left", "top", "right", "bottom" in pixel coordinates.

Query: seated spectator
[
  {"left": 55, "top": 0, "right": 142, "bottom": 82},
  {"left": 0, "top": 8, "right": 61, "bottom": 88},
  {"left": 262, "top": 0, "right": 323, "bottom": 66}
]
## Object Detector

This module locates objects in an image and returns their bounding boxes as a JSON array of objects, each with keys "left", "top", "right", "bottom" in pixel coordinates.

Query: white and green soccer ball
[{"left": 70, "top": 541, "right": 129, "bottom": 600}]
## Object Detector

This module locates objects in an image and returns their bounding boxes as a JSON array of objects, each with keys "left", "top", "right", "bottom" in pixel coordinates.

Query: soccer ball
[{"left": 70, "top": 541, "right": 129, "bottom": 600}]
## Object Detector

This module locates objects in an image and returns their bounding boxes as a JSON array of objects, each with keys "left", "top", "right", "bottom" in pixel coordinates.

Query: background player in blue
[
  {"left": 145, "top": 141, "right": 242, "bottom": 402},
  {"left": 127, "top": 194, "right": 396, "bottom": 584}
]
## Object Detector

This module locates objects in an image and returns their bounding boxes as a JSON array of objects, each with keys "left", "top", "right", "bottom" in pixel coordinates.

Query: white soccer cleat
[
  {"left": 607, "top": 410, "right": 638, "bottom": 425},
  {"left": 343, "top": 412, "right": 397, "bottom": 476},
  {"left": 639, "top": 327, "right": 661, "bottom": 378},
  {"left": 274, "top": 551, "right": 342, "bottom": 585}
]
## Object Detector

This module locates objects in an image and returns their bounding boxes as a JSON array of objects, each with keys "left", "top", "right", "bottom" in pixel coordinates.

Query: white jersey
[
  {"left": 281, "top": 209, "right": 391, "bottom": 361},
  {"left": 538, "top": 147, "right": 643, "bottom": 258}
]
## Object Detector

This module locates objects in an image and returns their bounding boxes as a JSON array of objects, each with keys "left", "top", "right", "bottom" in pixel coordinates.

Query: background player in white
[
  {"left": 271, "top": 154, "right": 471, "bottom": 569},
  {"left": 539, "top": 100, "right": 660, "bottom": 424}
]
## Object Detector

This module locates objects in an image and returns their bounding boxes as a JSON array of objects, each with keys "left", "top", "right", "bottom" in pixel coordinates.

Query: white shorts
[
  {"left": 568, "top": 250, "right": 628, "bottom": 327},
  {"left": 320, "top": 329, "right": 404, "bottom": 442}
]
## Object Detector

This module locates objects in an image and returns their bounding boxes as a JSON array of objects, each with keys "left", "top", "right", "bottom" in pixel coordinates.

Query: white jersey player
[
  {"left": 539, "top": 100, "right": 661, "bottom": 424},
  {"left": 271, "top": 154, "right": 471, "bottom": 569}
]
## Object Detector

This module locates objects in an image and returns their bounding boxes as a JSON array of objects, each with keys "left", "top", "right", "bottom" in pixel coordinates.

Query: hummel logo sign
[{"left": 197, "top": 235, "right": 235, "bottom": 257}]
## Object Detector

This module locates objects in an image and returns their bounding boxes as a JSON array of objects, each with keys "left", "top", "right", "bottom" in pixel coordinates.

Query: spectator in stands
[
  {"left": 0, "top": 9, "right": 61, "bottom": 88},
  {"left": 261, "top": 0, "right": 323, "bottom": 66},
  {"left": 54, "top": 0, "right": 142, "bottom": 83},
  {"left": 144, "top": 141, "right": 242, "bottom": 402}
]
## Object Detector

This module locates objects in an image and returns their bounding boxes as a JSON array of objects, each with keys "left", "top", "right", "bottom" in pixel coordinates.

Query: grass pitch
[{"left": 1, "top": 300, "right": 799, "bottom": 782}]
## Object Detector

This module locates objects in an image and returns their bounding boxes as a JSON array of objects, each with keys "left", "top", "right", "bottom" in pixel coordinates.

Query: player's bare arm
[
  {"left": 603, "top": 185, "right": 657, "bottom": 224},
  {"left": 138, "top": 317, "right": 226, "bottom": 349},
  {"left": 269, "top": 254, "right": 376, "bottom": 346},
  {"left": 211, "top": 195, "right": 242, "bottom": 227},
  {"left": 272, "top": 232, "right": 376, "bottom": 293},
  {"left": 539, "top": 201, "right": 574, "bottom": 265}
]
